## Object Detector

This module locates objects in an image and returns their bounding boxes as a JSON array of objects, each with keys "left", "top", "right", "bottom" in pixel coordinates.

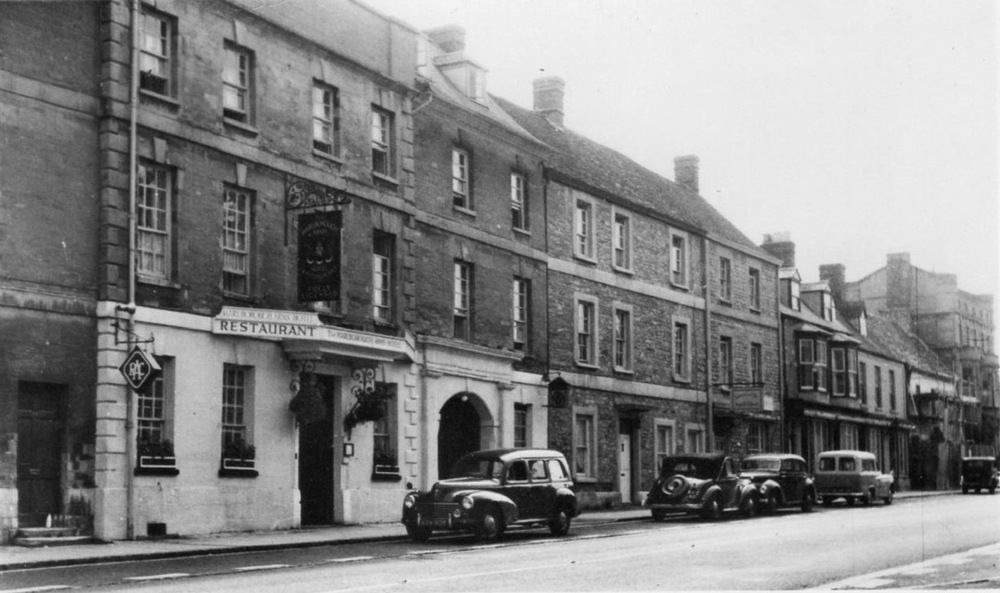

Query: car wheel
[
  {"left": 764, "top": 492, "right": 778, "bottom": 515},
  {"left": 822, "top": 496, "right": 834, "bottom": 507},
  {"left": 476, "top": 506, "right": 504, "bottom": 542},
  {"left": 860, "top": 490, "right": 872, "bottom": 506},
  {"left": 962, "top": 485, "right": 969, "bottom": 494},
  {"left": 406, "top": 524, "right": 432, "bottom": 543},
  {"left": 742, "top": 494, "right": 758, "bottom": 518},
  {"left": 883, "top": 490, "right": 893, "bottom": 505},
  {"left": 801, "top": 490, "right": 815, "bottom": 513},
  {"left": 549, "top": 507, "right": 572, "bottom": 536},
  {"left": 845, "top": 496, "right": 855, "bottom": 506},
  {"left": 651, "top": 509, "right": 668, "bottom": 522},
  {"left": 701, "top": 496, "right": 722, "bottom": 521}
]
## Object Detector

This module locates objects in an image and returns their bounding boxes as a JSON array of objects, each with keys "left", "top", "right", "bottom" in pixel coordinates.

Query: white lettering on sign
[
  {"left": 324, "top": 328, "right": 405, "bottom": 351},
  {"left": 217, "top": 307, "right": 320, "bottom": 326}
]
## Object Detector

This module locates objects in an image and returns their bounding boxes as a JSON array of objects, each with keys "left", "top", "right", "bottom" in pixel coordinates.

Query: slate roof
[
  {"left": 493, "top": 96, "right": 774, "bottom": 260},
  {"left": 865, "top": 316, "right": 954, "bottom": 379}
]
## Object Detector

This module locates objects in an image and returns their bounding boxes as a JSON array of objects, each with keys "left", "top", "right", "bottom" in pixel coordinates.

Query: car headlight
[
  {"left": 403, "top": 493, "right": 417, "bottom": 508},
  {"left": 460, "top": 496, "right": 474, "bottom": 510}
]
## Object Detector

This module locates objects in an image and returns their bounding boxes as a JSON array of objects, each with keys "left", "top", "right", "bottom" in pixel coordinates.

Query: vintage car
[
  {"left": 814, "top": 450, "right": 893, "bottom": 506},
  {"left": 960, "top": 457, "right": 999, "bottom": 494},
  {"left": 739, "top": 453, "right": 817, "bottom": 513},
  {"left": 401, "top": 448, "right": 579, "bottom": 542},
  {"left": 645, "top": 453, "right": 758, "bottom": 521}
]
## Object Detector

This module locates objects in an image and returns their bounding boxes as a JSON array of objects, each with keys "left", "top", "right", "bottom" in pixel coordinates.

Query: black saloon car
[
  {"left": 961, "top": 457, "right": 998, "bottom": 494},
  {"left": 739, "top": 454, "right": 816, "bottom": 513},
  {"left": 645, "top": 453, "right": 758, "bottom": 521},
  {"left": 401, "top": 448, "right": 579, "bottom": 542}
]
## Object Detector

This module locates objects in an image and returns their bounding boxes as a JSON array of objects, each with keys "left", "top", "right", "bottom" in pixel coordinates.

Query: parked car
[
  {"left": 401, "top": 448, "right": 579, "bottom": 542},
  {"left": 645, "top": 453, "right": 758, "bottom": 521},
  {"left": 739, "top": 454, "right": 817, "bottom": 513},
  {"left": 960, "top": 457, "right": 999, "bottom": 494},
  {"left": 814, "top": 450, "right": 893, "bottom": 506}
]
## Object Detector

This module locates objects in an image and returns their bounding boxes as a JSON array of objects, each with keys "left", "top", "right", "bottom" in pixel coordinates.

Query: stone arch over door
[{"left": 437, "top": 392, "right": 492, "bottom": 478}]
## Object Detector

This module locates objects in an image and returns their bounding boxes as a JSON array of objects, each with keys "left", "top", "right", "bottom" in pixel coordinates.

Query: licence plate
[{"left": 417, "top": 514, "right": 452, "bottom": 528}]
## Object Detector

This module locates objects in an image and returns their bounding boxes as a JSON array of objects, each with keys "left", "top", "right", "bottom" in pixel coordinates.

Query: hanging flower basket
[{"left": 343, "top": 392, "right": 386, "bottom": 434}]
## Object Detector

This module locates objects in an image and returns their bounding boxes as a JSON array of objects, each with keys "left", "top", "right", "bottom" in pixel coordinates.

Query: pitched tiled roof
[
  {"left": 865, "top": 316, "right": 954, "bottom": 378},
  {"left": 493, "top": 96, "right": 772, "bottom": 259}
]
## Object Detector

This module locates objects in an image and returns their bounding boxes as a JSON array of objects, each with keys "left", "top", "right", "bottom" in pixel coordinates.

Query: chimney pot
[
  {"left": 425, "top": 25, "right": 466, "bottom": 53},
  {"left": 761, "top": 232, "right": 796, "bottom": 268},
  {"left": 533, "top": 76, "right": 565, "bottom": 127},
  {"left": 674, "top": 155, "right": 699, "bottom": 193}
]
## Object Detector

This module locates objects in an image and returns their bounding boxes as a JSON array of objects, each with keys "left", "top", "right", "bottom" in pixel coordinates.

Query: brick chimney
[
  {"left": 760, "top": 232, "right": 796, "bottom": 268},
  {"left": 533, "top": 76, "right": 565, "bottom": 127},
  {"left": 425, "top": 25, "right": 465, "bottom": 53},
  {"left": 820, "top": 263, "right": 846, "bottom": 304},
  {"left": 674, "top": 155, "right": 699, "bottom": 193}
]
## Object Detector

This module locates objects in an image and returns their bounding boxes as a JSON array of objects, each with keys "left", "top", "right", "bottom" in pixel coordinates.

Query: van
[{"left": 814, "top": 450, "right": 894, "bottom": 506}]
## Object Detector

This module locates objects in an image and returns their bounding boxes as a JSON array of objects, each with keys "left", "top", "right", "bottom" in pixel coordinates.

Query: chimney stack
[
  {"left": 674, "top": 155, "right": 699, "bottom": 193},
  {"left": 819, "top": 263, "right": 846, "bottom": 304},
  {"left": 425, "top": 25, "right": 466, "bottom": 53},
  {"left": 533, "top": 76, "right": 565, "bottom": 127},
  {"left": 761, "top": 232, "right": 796, "bottom": 268}
]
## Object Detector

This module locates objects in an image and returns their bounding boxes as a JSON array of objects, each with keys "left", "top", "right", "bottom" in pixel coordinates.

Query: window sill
[
  {"left": 138, "top": 276, "right": 181, "bottom": 289},
  {"left": 573, "top": 253, "right": 597, "bottom": 266},
  {"left": 139, "top": 89, "right": 180, "bottom": 110},
  {"left": 718, "top": 298, "right": 733, "bottom": 307},
  {"left": 223, "top": 117, "right": 260, "bottom": 137},
  {"left": 453, "top": 204, "right": 477, "bottom": 217},
  {"left": 513, "top": 227, "right": 531, "bottom": 237},
  {"left": 222, "top": 291, "right": 255, "bottom": 304},
  {"left": 372, "top": 172, "right": 399, "bottom": 187},
  {"left": 673, "top": 374, "right": 692, "bottom": 384},
  {"left": 312, "top": 149, "right": 344, "bottom": 165},
  {"left": 575, "top": 361, "right": 599, "bottom": 370},
  {"left": 613, "top": 366, "right": 635, "bottom": 375},
  {"left": 669, "top": 281, "right": 690, "bottom": 292},
  {"left": 612, "top": 266, "right": 635, "bottom": 276},
  {"left": 750, "top": 307, "right": 762, "bottom": 314}
]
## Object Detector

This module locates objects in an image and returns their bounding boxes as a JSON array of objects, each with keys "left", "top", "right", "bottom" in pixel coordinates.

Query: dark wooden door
[
  {"left": 298, "top": 376, "right": 335, "bottom": 525},
  {"left": 17, "top": 383, "right": 64, "bottom": 527}
]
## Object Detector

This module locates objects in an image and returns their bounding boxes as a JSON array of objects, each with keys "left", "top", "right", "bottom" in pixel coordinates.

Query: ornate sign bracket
[{"left": 284, "top": 176, "right": 353, "bottom": 246}]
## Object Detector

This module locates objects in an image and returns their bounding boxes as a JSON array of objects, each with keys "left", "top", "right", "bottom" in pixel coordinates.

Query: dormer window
[
  {"left": 790, "top": 279, "right": 801, "bottom": 311},
  {"left": 822, "top": 293, "right": 835, "bottom": 321},
  {"left": 468, "top": 68, "right": 486, "bottom": 102}
]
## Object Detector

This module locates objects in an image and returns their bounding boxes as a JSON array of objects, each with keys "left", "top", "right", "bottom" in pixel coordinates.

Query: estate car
[
  {"left": 645, "top": 453, "right": 758, "bottom": 521},
  {"left": 739, "top": 454, "right": 816, "bottom": 513},
  {"left": 960, "top": 457, "right": 999, "bottom": 494},
  {"left": 401, "top": 448, "right": 579, "bottom": 542},
  {"left": 814, "top": 450, "right": 893, "bottom": 506}
]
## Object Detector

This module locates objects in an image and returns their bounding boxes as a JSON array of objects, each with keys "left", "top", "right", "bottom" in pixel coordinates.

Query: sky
[{"left": 365, "top": 0, "right": 998, "bottom": 304}]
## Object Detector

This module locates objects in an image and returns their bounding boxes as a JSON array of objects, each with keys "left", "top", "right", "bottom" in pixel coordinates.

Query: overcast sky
[{"left": 365, "top": 0, "right": 998, "bottom": 306}]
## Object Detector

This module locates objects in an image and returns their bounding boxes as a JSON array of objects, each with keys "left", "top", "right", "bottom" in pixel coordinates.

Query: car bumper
[
  {"left": 646, "top": 501, "right": 706, "bottom": 513},
  {"left": 402, "top": 503, "right": 476, "bottom": 531}
]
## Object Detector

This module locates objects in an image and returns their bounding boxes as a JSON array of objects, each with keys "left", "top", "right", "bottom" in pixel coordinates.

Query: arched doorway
[{"left": 438, "top": 393, "right": 482, "bottom": 478}]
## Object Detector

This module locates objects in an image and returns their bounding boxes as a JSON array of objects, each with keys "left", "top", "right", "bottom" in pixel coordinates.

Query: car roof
[
  {"left": 664, "top": 453, "right": 727, "bottom": 462},
  {"left": 462, "top": 448, "right": 565, "bottom": 462},
  {"left": 817, "top": 450, "right": 876, "bottom": 458},
  {"left": 742, "top": 454, "right": 806, "bottom": 462}
]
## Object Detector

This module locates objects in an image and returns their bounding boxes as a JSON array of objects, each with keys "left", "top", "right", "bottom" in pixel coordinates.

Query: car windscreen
[
  {"left": 963, "top": 460, "right": 993, "bottom": 471},
  {"left": 740, "top": 458, "right": 781, "bottom": 472},
  {"left": 450, "top": 457, "right": 502, "bottom": 479},
  {"left": 661, "top": 457, "right": 719, "bottom": 480}
]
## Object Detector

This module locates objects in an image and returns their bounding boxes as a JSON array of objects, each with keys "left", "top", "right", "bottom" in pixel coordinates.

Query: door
[
  {"left": 17, "top": 383, "right": 65, "bottom": 527},
  {"left": 299, "top": 375, "right": 335, "bottom": 525},
  {"left": 438, "top": 395, "right": 480, "bottom": 478},
  {"left": 618, "top": 433, "right": 632, "bottom": 503}
]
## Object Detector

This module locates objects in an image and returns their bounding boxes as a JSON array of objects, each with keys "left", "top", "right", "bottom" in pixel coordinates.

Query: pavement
[{"left": 0, "top": 490, "right": 963, "bottom": 572}]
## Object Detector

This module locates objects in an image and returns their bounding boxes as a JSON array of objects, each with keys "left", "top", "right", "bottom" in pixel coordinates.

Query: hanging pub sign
[
  {"left": 547, "top": 376, "right": 570, "bottom": 408},
  {"left": 119, "top": 346, "right": 161, "bottom": 392},
  {"left": 298, "top": 210, "right": 342, "bottom": 303}
]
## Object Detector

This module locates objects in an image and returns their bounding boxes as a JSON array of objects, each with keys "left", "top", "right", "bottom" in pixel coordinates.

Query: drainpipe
[
  {"left": 124, "top": 0, "right": 141, "bottom": 541},
  {"left": 703, "top": 235, "right": 713, "bottom": 452}
]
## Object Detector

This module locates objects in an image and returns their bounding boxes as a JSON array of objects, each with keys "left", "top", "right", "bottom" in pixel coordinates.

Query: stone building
[
  {"left": 1, "top": 0, "right": 422, "bottom": 542},
  {"left": 762, "top": 237, "right": 912, "bottom": 483},
  {"left": 845, "top": 253, "right": 998, "bottom": 457},
  {"left": 499, "top": 84, "right": 782, "bottom": 508},
  {"left": 408, "top": 26, "right": 552, "bottom": 486}
]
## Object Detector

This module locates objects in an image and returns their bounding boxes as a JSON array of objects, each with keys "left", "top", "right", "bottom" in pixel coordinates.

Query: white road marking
[
  {"left": 123, "top": 573, "right": 189, "bottom": 581},
  {"left": 327, "top": 556, "right": 374, "bottom": 563},
  {"left": 897, "top": 566, "right": 938, "bottom": 575},
  {"left": 845, "top": 578, "right": 897, "bottom": 589},
  {"left": 233, "top": 564, "right": 290, "bottom": 572},
  {"left": 0, "top": 586, "right": 75, "bottom": 593}
]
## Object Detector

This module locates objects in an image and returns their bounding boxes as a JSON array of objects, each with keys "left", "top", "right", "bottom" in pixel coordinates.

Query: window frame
[
  {"left": 511, "top": 171, "right": 528, "bottom": 231},
  {"left": 452, "top": 147, "right": 471, "bottom": 209},
  {"left": 136, "top": 160, "right": 173, "bottom": 282},
  {"left": 719, "top": 256, "right": 732, "bottom": 302},
  {"left": 573, "top": 195, "right": 596, "bottom": 262},
  {"left": 575, "top": 295, "right": 599, "bottom": 367},
  {"left": 312, "top": 81, "right": 341, "bottom": 157},
  {"left": 453, "top": 260, "right": 472, "bottom": 340},
  {"left": 749, "top": 267, "right": 761, "bottom": 310},
  {"left": 572, "top": 407, "right": 598, "bottom": 480},
  {"left": 672, "top": 316, "right": 692, "bottom": 382},
  {"left": 139, "top": 6, "right": 176, "bottom": 97},
  {"left": 222, "top": 41, "right": 254, "bottom": 124},
  {"left": 613, "top": 303, "right": 634, "bottom": 373},
  {"left": 669, "top": 229, "right": 689, "bottom": 288},
  {"left": 889, "top": 369, "right": 897, "bottom": 411},
  {"left": 372, "top": 383, "right": 397, "bottom": 470},
  {"left": 654, "top": 419, "right": 676, "bottom": 470},
  {"left": 874, "top": 365, "right": 883, "bottom": 408},
  {"left": 750, "top": 342, "right": 763, "bottom": 385},
  {"left": 514, "top": 403, "right": 529, "bottom": 448},
  {"left": 684, "top": 424, "right": 705, "bottom": 453},
  {"left": 612, "top": 208, "right": 633, "bottom": 273},
  {"left": 371, "top": 106, "right": 395, "bottom": 178},
  {"left": 719, "top": 336, "right": 734, "bottom": 389},
  {"left": 221, "top": 364, "right": 253, "bottom": 451},
  {"left": 512, "top": 277, "right": 530, "bottom": 352},
  {"left": 831, "top": 347, "right": 847, "bottom": 396},
  {"left": 373, "top": 232, "right": 395, "bottom": 324},
  {"left": 222, "top": 185, "right": 252, "bottom": 296}
]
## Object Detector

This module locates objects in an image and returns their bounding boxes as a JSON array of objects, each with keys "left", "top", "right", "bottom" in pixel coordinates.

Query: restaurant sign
[{"left": 212, "top": 307, "right": 408, "bottom": 354}]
